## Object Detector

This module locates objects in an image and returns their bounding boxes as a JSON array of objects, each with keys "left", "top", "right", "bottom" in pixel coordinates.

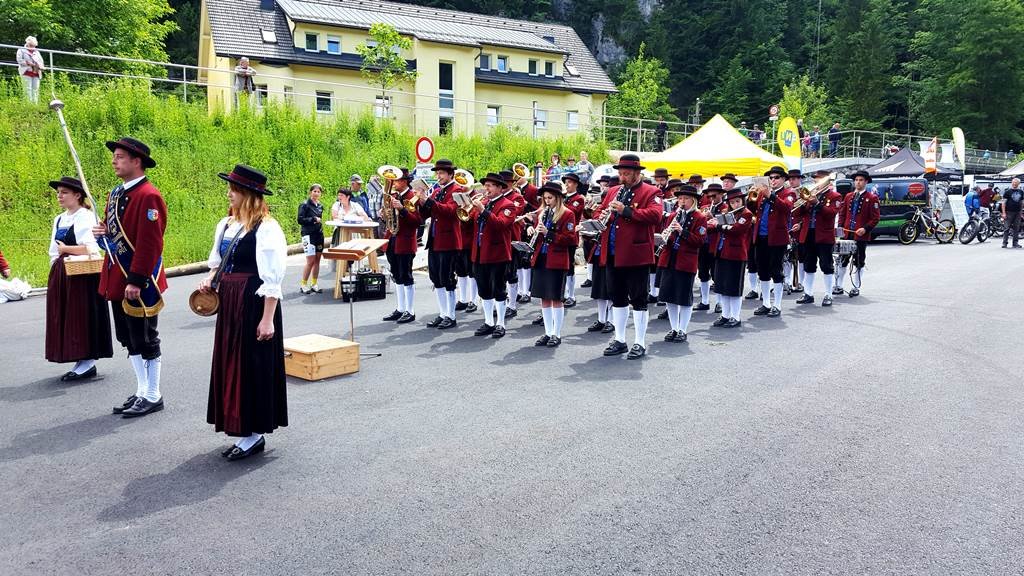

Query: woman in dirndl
[
  {"left": 198, "top": 164, "right": 288, "bottom": 461},
  {"left": 44, "top": 176, "right": 112, "bottom": 381},
  {"left": 529, "top": 181, "right": 577, "bottom": 347},
  {"left": 710, "top": 188, "right": 755, "bottom": 329}
]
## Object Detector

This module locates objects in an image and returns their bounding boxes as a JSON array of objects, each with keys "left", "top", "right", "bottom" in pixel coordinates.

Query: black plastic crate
[{"left": 355, "top": 272, "right": 387, "bottom": 300}]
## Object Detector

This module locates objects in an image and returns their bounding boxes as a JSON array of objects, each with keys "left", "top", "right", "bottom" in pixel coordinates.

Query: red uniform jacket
[
  {"left": 793, "top": 190, "right": 842, "bottom": 244},
  {"left": 384, "top": 187, "right": 423, "bottom": 255},
  {"left": 424, "top": 181, "right": 465, "bottom": 251},
  {"left": 98, "top": 178, "right": 168, "bottom": 300},
  {"left": 469, "top": 195, "right": 516, "bottom": 264},
  {"left": 657, "top": 209, "right": 708, "bottom": 274},
  {"left": 781, "top": 186, "right": 799, "bottom": 205},
  {"left": 718, "top": 208, "right": 754, "bottom": 261},
  {"left": 704, "top": 202, "right": 727, "bottom": 256},
  {"left": 0, "top": 248, "right": 8, "bottom": 272},
  {"left": 564, "top": 192, "right": 586, "bottom": 225},
  {"left": 521, "top": 183, "right": 541, "bottom": 212},
  {"left": 593, "top": 181, "right": 663, "bottom": 267},
  {"left": 752, "top": 188, "right": 794, "bottom": 246},
  {"left": 530, "top": 208, "right": 577, "bottom": 270},
  {"left": 836, "top": 190, "right": 881, "bottom": 241},
  {"left": 505, "top": 188, "right": 527, "bottom": 239}
]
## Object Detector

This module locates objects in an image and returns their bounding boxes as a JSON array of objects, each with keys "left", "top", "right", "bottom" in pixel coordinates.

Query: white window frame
[
  {"left": 567, "top": 110, "right": 579, "bottom": 131},
  {"left": 304, "top": 33, "right": 319, "bottom": 52},
  {"left": 535, "top": 109, "right": 548, "bottom": 130},
  {"left": 487, "top": 106, "right": 499, "bottom": 126},
  {"left": 326, "top": 36, "right": 341, "bottom": 55},
  {"left": 439, "top": 89, "right": 455, "bottom": 118},
  {"left": 479, "top": 54, "right": 491, "bottom": 71},
  {"left": 283, "top": 86, "right": 293, "bottom": 102},
  {"left": 374, "top": 96, "right": 391, "bottom": 118},
  {"left": 545, "top": 61, "right": 554, "bottom": 78},
  {"left": 528, "top": 59, "right": 538, "bottom": 76},
  {"left": 496, "top": 56, "right": 508, "bottom": 73},
  {"left": 316, "top": 91, "right": 333, "bottom": 114},
  {"left": 255, "top": 84, "right": 269, "bottom": 108}
]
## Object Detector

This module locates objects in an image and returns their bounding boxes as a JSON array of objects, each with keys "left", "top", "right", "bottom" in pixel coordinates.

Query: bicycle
[
  {"left": 897, "top": 206, "right": 956, "bottom": 245},
  {"left": 958, "top": 212, "right": 990, "bottom": 244}
]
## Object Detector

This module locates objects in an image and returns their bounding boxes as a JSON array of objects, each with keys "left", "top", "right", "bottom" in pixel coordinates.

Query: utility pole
[{"left": 693, "top": 98, "right": 702, "bottom": 125}]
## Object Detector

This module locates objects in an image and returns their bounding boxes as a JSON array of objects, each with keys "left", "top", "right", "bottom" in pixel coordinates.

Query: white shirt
[
  {"left": 330, "top": 201, "right": 368, "bottom": 222},
  {"left": 49, "top": 209, "right": 99, "bottom": 264},
  {"left": 120, "top": 175, "right": 146, "bottom": 191},
  {"left": 207, "top": 217, "right": 288, "bottom": 299}
]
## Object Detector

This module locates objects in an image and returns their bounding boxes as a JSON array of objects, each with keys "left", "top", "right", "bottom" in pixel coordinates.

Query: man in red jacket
[
  {"left": 752, "top": 165, "right": 794, "bottom": 318},
  {"left": 594, "top": 154, "right": 663, "bottom": 359},
  {"left": 835, "top": 170, "right": 881, "bottom": 297},
  {"left": 92, "top": 137, "right": 167, "bottom": 418},
  {"left": 792, "top": 178, "right": 842, "bottom": 306},
  {"left": 470, "top": 173, "right": 516, "bottom": 338},
  {"left": 382, "top": 168, "right": 422, "bottom": 324},
  {"left": 418, "top": 159, "right": 465, "bottom": 329}
]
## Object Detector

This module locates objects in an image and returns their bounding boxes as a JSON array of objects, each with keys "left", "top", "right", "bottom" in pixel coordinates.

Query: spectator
[
  {"left": 1001, "top": 178, "right": 1022, "bottom": 248},
  {"left": 751, "top": 124, "right": 765, "bottom": 144},
  {"left": 983, "top": 150, "right": 991, "bottom": 161},
  {"left": 546, "top": 153, "right": 564, "bottom": 182},
  {"left": 655, "top": 116, "right": 668, "bottom": 151},
  {"left": 802, "top": 132, "right": 811, "bottom": 157},
  {"left": 349, "top": 174, "right": 371, "bottom": 216},
  {"left": 16, "top": 36, "right": 45, "bottom": 104},
  {"left": 233, "top": 57, "right": 256, "bottom": 105},
  {"left": 298, "top": 184, "right": 325, "bottom": 294},
  {"left": 576, "top": 150, "right": 595, "bottom": 184},
  {"left": 979, "top": 184, "right": 995, "bottom": 219},
  {"left": 796, "top": 118, "right": 805, "bottom": 139},
  {"left": 739, "top": 121, "right": 748, "bottom": 137},
  {"left": 963, "top": 187, "right": 980, "bottom": 217},
  {"left": 809, "top": 126, "right": 821, "bottom": 158},
  {"left": 565, "top": 156, "right": 578, "bottom": 178},
  {"left": 828, "top": 122, "right": 841, "bottom": 157},
  {"left": 0, "top": 247, "right": 10, "bottom": 278}
]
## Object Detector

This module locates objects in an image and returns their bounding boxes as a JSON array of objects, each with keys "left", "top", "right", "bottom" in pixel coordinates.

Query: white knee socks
[
  {"left": 587, "top": 263, "right": 594, "bottom": 281},
  {"left": 772, "top": 282, "right": 783, "bottom": 308},
  {"left": 144, "top": 357, "right": 161, "bottom": 402},
  {"left": 700, "top": 281, "right": 710, "bottom": 304},
  {"left": 804, "top": 271, "right": 816, "bottom": 296},
  {"left": 496, "top": 300, "right": 507, "bottom": 327},
  {"left": 760, "top": 280, "right": 772, "bottom": 307},
  {"left": 129, "top": 354, "right": 147, "bottom": 398},
  {"left": 824, "top": 273, "right": 835, "bottom": 295},
  {"left": 507, "top": 282, "right": 519, "bottom": 309},
  {"left": 798, "top": 267, "right": 806, "bottom": 286},
  {"left": 404, "top": 284, "right": 415, "bottom": 314},
  {"left": 632, "top": 309, "right": 649, "bottom": 346},
  {"left": 434, "top": 288, "right": 448, "bottom": 317},
  {"left": 541, "top": 306, "right": 553, "bottom": 335},
  {"left": 648, "top": 273, "right": 657, "bottom": 294},
  {"left": 482, "top": 299, "right": 495, "bottom": 326},
  {"left": 596, "top": 299, "right": 609, "bottom": 323},
  {"left": 468, "top": 278, "right": 478, "bottom": 302},
  {"left": 446, "top": 290, "right": 456, "bottom": 319},
  {"left": 748, "top": 272, "right": 760, "bottom": 293},
  {"left": 457, "top": 276, "right": 468, "bottom": 303},
  {"left": 836, "top": 266, "right": 847, "bottom": 289},
  {"left": 611, "top": 306, "right": 629, "bottom": 342},
  {"left": 666, "top": 303, "right": 680, "bottom": 331},
  {"left": 565, "top": 275, "right": 576, "bottom": 299},
  {"left": 396, "top": 285, "right": 407, "bottom": 312},
  {"left": 523, "top": 269, "right": 532, "bottom": 294},
  {"left": 553, "top": 306, "right": 565, "bottom": 336},
  {"left": 679, "top": 305, "right": 693, "bottom": 333}
]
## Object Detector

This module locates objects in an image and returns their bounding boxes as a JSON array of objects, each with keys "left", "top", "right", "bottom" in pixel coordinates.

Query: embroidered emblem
[
  {"left": 654, "top": 197, "right": 662, "bottom": 204},
  {"left": 503, "top": 208, "right": 512, "bottom": 217},
  {"left": 739, "top": 217, "right": 747, "bottom": 224},
  {"left": 147, "top": 209, "right": 159, "bottom": 222},
  {"left": 567, "top": 222, "right": 574, "bottom": 231},
  {"left": 514, "top": 201, "right": 521, "bottom": 207},
  {"left": 698, "top": 226, "right": 706, "bottom": 235}
]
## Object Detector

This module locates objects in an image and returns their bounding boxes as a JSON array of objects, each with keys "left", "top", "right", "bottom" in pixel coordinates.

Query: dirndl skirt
[
  {"left": 208, "top": 272, "right": 288, "bottom": 437},
  {"left": 531, "top": 252, "right": 567, "bottom": 301},
  {"left": 45, "top": 257, "right": 113, "bottom": 363},
  {"left": 590, "top": 263, "right": 610, "bottom": 300},
  {"left": 659, "top": 268, "right": 695, "bottom": 306},
  {"left": 713, "top": 258, "right": 746, "bottom": 297}
]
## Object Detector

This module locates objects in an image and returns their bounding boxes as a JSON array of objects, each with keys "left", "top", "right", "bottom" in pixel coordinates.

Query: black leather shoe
[
  {"left": 792, "top": 284, "right": 804, "bottom": 293},
  {"left": 648, "top": 294, "right": 658, "bottom": 304},
  {"left": 426, "top": 316, "right": 444, "bottom": 328},
  {"left": 535, "top": 335, "right": 550, "bottom": 346},
  {"left": 724, "top": 319, "right": 742, "bottom": 328},
  {"left": 580, "top": 279, "right": 593, "bottom": 288},
  {"left": 753, "top": 305, "right": 770, "bottom": 316},
  {"left": 672, "top": 331, "right": 688, "bottom": 343},
  {"left": 504, "top": 308, "right": 518, "bottom": 319},
  {"left": 112, "top": 395, "right": 137, "bottom": 414},
  {"left": 601, "top": 322, "right": 615, "bottom": 334},
  {"left": 664, "top": 330, "right": 677, "bottom": 341},
  {"left": 745, "top": 290, "right": 760, "bottom": 299},
  {"left": 563, "top": 298, "right": 577, "bottom": 308},
  {"left": 766, "top": 306, "right": 781, "bottom": 317},
  {"left": 532, "top": 316, "right": 544, "bottom": 325},
  {"left": 60, "top": 366, "right": 97, "bottom": 382},
  {"left": 657, "top": 310, "right": 669, "bottom": 320},
  {"left": 226, "top": 437, "right": 265, "bottom": 461},
  {"left": 712, "top": 316, "right": 727, "bottom": 327},
  {"left": 396, "top": 312, "right": 416, "bottom": 324},
  {"left": 626, "top": 344, "right": 646, "bottom": 359},
  {"left": 465, "top": 302, "right": 478, "bottom": 313},
  {"left": 832, "top": 286, "right": 845, "bottom": 295},
  {"left": 121, "top": 397, "right": 164, "bottom": 418},
  {"left": 517, "top": 294, "right": 531, "bottom": 304},
  {"left": 796, "top": 294, "right": 814, "bottom": 304},
  {"left": 438, "top": 317, "right": 457, "bottom": 329},
  {"left": 546, "top": 336, "right": 561, "bottom": 347},
  {"left": 714, "top": 303, "right": 723, "bottom": 314},
  {"left": 455, "top": 301, "right": 468, "bottom": 311},
  {"left": 587, "top": 321, "right": 605, "bottom": 332},
  {"left": 603, "top": 340, "right": 628, "bottom": 356},
  {"left": 474, "top": 323, "right": 495, "bottom": 336},
  {"left": 693, "top": 302, "right": 710, "bottom": 311},
  {"left": 382, "top": 309, "right": 402, "bottom": 321},
  {"left": 822, "top": 296, "right": 833, "bottom": 307},
  {"left": 221, "top": 445, "right": 236, "bottom": 457},
  {"left": 848, "top": 288, "right": 860, "bottom": 297},
  {"left": 491, "top": 326, "right": 506, "bottom": 338}
]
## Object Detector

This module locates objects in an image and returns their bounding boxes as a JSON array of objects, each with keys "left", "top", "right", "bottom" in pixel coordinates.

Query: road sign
[
  {"left": 769, "top": 104, "right": 780, "bottom": 116},
  {"left": 415, "top": 137, "right": 434, "bottom": 164}
]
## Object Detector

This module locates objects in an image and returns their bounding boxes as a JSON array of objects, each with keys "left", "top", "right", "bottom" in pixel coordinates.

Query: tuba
[
  {"left": 512, "top": 162, "right": 529, "bottom": 187},
  {"left": 453, "top": 169, "right": 475, "bottom": 188},
  {"left": 377, "top": 164, "right": 402, "bottom": 235}
]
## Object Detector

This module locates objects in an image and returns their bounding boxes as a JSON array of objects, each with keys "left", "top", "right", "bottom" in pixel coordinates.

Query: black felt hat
[
  {"left": 479, "top": 172, "right": 509, "bottom": 188},
  {"left": 432, "top": 159, "right": 457, "bottom": 173},
  {"left": 218, "top": 164, "right": 272, "bottom": 195},
  {"left": 105, "top": 137, "right": 156, "bottom": 169},
  {"left": 764, "top": 165, "right": 788, "bottom": 178},
  {"left": 613, "top": 154, "right": 646, "bottom": 171},
  {"left": 48, "top": 176, "right": 86, "bottom": 195}
]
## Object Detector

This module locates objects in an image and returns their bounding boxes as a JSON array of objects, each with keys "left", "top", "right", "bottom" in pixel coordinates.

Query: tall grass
[{"left": 0, "top": 78, "right": 609, "bottom": 284}]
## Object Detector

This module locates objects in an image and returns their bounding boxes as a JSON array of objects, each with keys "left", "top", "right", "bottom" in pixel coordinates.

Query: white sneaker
[
  {"left": 311, "top": 284, "right": 323, "bottom": 294},
  {"left": 300, "top": 285, "right": 312, "bottom": 294}
]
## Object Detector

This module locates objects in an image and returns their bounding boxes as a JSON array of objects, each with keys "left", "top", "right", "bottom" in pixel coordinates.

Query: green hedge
[{"left": 0, "top": 78, "right": 609, "bottom": 284}]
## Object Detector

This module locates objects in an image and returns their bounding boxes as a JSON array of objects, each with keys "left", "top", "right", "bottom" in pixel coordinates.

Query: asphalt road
[{"left": 2, "top": 239, "right": 1022, "bottom": 575}]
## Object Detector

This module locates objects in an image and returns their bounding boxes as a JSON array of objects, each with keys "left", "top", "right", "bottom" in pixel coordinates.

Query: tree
[
  {"left": 778, "top": 75, "right": 838, "bottom": 133},
  {"left": 604, "top": 42, "right": 678, "bottom": 148},
  {"left": 702, "top": 55, "right": 752, "bottom": 125},
  {"left": 356, "top": 23, "right": 416, "bottom": 118}
]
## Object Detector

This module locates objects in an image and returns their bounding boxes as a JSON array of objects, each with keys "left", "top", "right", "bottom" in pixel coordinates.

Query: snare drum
[{"left": 834, "top": 239, "right": 857, "bottom": 255}]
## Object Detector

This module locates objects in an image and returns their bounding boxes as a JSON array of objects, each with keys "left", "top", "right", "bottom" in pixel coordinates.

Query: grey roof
[{"left": 205, "top": 0, "right": 616, "bottom": 94}]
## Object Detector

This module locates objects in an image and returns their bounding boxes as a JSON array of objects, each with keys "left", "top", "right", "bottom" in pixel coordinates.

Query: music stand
[{"left": 322, "top": 239, "right": 389, "bottom": 358}]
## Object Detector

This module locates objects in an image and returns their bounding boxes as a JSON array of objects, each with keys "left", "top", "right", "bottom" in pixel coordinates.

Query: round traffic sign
[
  {"left": 415, "top": 137, "right": 435, "bottom": 164},
  {"left": 769, "top": 104, "right": 780, "bottom": 116}
]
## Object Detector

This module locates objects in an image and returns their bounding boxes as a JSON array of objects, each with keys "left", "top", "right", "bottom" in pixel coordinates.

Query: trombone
[{"left": 791, "top": 174, "right": 835, "bottom": 212}]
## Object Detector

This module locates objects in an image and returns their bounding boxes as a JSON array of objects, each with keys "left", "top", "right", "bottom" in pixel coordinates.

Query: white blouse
[
  {"left": 207, "top": 217, "right": 288, "bottom": 299},
  {"left": 49, "top": 209, "right": 99, "bottom": 264},
  {"left": 330, "top": 201, "right": 368, "bottom": 222}
]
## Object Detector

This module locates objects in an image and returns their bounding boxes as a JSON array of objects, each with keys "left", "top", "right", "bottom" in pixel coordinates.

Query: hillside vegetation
[{"left": 0, "top": 79, "right": 607, "bottom": 284}]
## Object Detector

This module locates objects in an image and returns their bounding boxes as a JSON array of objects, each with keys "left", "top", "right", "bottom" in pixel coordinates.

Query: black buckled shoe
[
  {"left": 724, "top": 319, "right": 742, "bottom": 328},
  {"left": 603, "top": 340, "right": 628, "bottom": 356},
  {"left": 796, "top": 294, "right": 814, "bottom": 304},
  {"left": 563, "top": 297, "right": 577, "bottom": 308},
  {"left": 712, "top": 316, "right": 728, "bottom": 327},
  {"left": 491, "top": 326, "right": 506, "bottom": 338},
  {"left": 766, "top": 306, "right": 781, "bottom": 318},
  {"left": 226, "top": 436, "right": 266, "bottom": 461},
  {"left": 822, "top": 296, "right": 833, "bottom": 307},
  {"left": 438, "top": 317, "right": 457, "bottom": 329},
  {"left": 546, "top": 336, "right": 561, "bottom": 347},
  {"left": 753, "top": 305, "right": 770, "bottom": 316},
  {"left": 426, "top": 316, "right": 444, "bottom": 328},
  {"left": 672, "top": 331, "right": 688, "bottom": 343},
  {"left": 383, "top": 309, "right": 402, "bottom": 321},
  {"left": 60, "top": 366, "right": 97, "bottom": 382},
  {"left": 626, "top": 344, "right": 646, "bottom": 359},
  {"left": 693, "top": 302, "right": 710, "bottom": 311},
  {"left": 121, "top": 397, "right": 164, "bottom": 418},
  {"left": 744, "top": 290, "right": 760, "bottom": 299},
  {"left": 396, "top": 312, "right": 416, "bottom": 324},
  {"left": 848, "top": 288, "right": 860, "bottom": 297},
  {"left": 112, "top": 395, "right": 138, "bottom": 414},
  {"left": 504, "top": 308, "right": 518, "bottom": 319},
  {"left": 832, "top": 286, "right": 845, "bottom": 295},
  {"left": 657, "top": 310, "right": 669, "bottom": 320},
  {"left": 474, "top": 323, "right": 495, "bottom": 336},
  {"left": 517, "top": 294, "right": 531, "bottom": 304},
  {"left": 792, "top": 284, "right": 804, "bottom": 293},
  {"left": 647, "top": 294, "right": 658, "bottom": 304},
  {"left": 532, "top": 316, "right": 544, "bottom": 325},
  {"left": 454, "top": 301, "right": 468, "bottom": 311},
  {"left": 601, "top": 322, "right": 615, "bottom": 334},
  {"left": 714, "top": 303, "right": 722, "bottom": 314},
  {"left": 535, "top": 335, "right": 550, "bottom": 346},
  {"left": 465, "top": 302, "right": 478, "bottom": 313},
  {"left": 587, "top": 321, "right": 605, "bottom": 332},
  {"left": 664, "top": 330, "right": 677, "bottom": 342},
  {"left": 580, "top": 279, "right": 593, "bottom": 288}
]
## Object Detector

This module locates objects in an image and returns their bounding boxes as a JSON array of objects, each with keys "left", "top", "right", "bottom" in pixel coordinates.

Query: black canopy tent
[{"left": 866, "top": 147, "right": 962, "bottom": 180}]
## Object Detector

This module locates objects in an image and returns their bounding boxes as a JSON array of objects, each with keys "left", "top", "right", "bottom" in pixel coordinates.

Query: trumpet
[
  {"left": 745, "top": 183, "right": 768, "bottom": 210},
  {"left": 377, "top": 164, "right": 402, "bottom": 234},
  {"left": 453, "top": 169, "right": 475, "bottom": 188},
  {"left": 791, "top": 174, "right": 834, "bottom": 212},
  {"left": 456, "top": 192, "right": 486, "bottom": 222},
  {"left": 512, "top": 162, "right": 529, "bottom": 187}
]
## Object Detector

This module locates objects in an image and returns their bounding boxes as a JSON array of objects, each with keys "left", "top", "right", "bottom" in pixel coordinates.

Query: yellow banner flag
[
  {"left": 776, "top": 117, "right": 801, "bottom": 169},
  {"left": 952, "top": 127, "right": 966, "bottom": 171}
]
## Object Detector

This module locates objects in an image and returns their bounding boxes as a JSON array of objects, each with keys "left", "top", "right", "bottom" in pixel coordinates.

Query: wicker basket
[{"left": 64, "top": 256, "right": 104, "bottom": 276}]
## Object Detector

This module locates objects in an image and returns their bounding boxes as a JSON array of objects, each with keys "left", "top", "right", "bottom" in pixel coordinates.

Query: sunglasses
[{"left": 769, "top": 175, "right": 783, "bottom": 180}]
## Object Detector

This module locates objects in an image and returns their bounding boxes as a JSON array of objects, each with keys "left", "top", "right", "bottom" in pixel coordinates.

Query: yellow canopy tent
[{"left": 642, "top": 114, "right": 787, "bottom": 177}]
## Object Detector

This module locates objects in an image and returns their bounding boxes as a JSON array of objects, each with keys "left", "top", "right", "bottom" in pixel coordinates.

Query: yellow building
[{"left": 199, "top": 0, "right": 615, "bottom": 137}]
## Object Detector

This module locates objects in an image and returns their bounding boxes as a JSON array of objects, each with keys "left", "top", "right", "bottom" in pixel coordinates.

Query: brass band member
[
  {"left": 470, "top": 173, "right": 517, "bottom": 338},
  {"left": 782, "top": 169, "right": 804, "bottom": 293},
  {"left": 593, "top": 154, "right": 663, "bottom": 359},
  {"left": 455, "top": 177, "right": 477, "bottom": 313},
  {"left": 712, "top": 188, "right": 754, "bottom": 327},
  {"left": 530, "top": 182, "right": 577, "bottom": 346},
  {"left": 585, "top": 176, "right": 615, "bottom": 334},
  {"left": 503, "top": 169, "right": 528, "bottom": 320},
  {"left": 693, "top": 182, "right": 725, "bottom": 313},
  {"left": 581, "top": 174, "right": 611, "bottom": 289},
  {"left": 657, "top": 183, "right": 707, "bottom": 342},
  {"left": 752, "top": 165, "right": 794, "bottom": 318},
  {"left": 560, "top": 172, "right": 586, "bottom": 307},
  {"left": 792, "top": 174, "right": 842, "bottom": 306},
  {"left": 417, "top": 159, "right": 465, "bottom": 329},
  {"left": 835, "top": 170, "right": 880, "bottom": 297},
  {"left": 382, "top": 168, "right": 421, "bottom": 323}
]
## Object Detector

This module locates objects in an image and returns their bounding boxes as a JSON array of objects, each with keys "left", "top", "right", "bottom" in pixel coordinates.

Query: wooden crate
[{"left": 283, "top": 334, "right": 359, "bottom": 381}]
